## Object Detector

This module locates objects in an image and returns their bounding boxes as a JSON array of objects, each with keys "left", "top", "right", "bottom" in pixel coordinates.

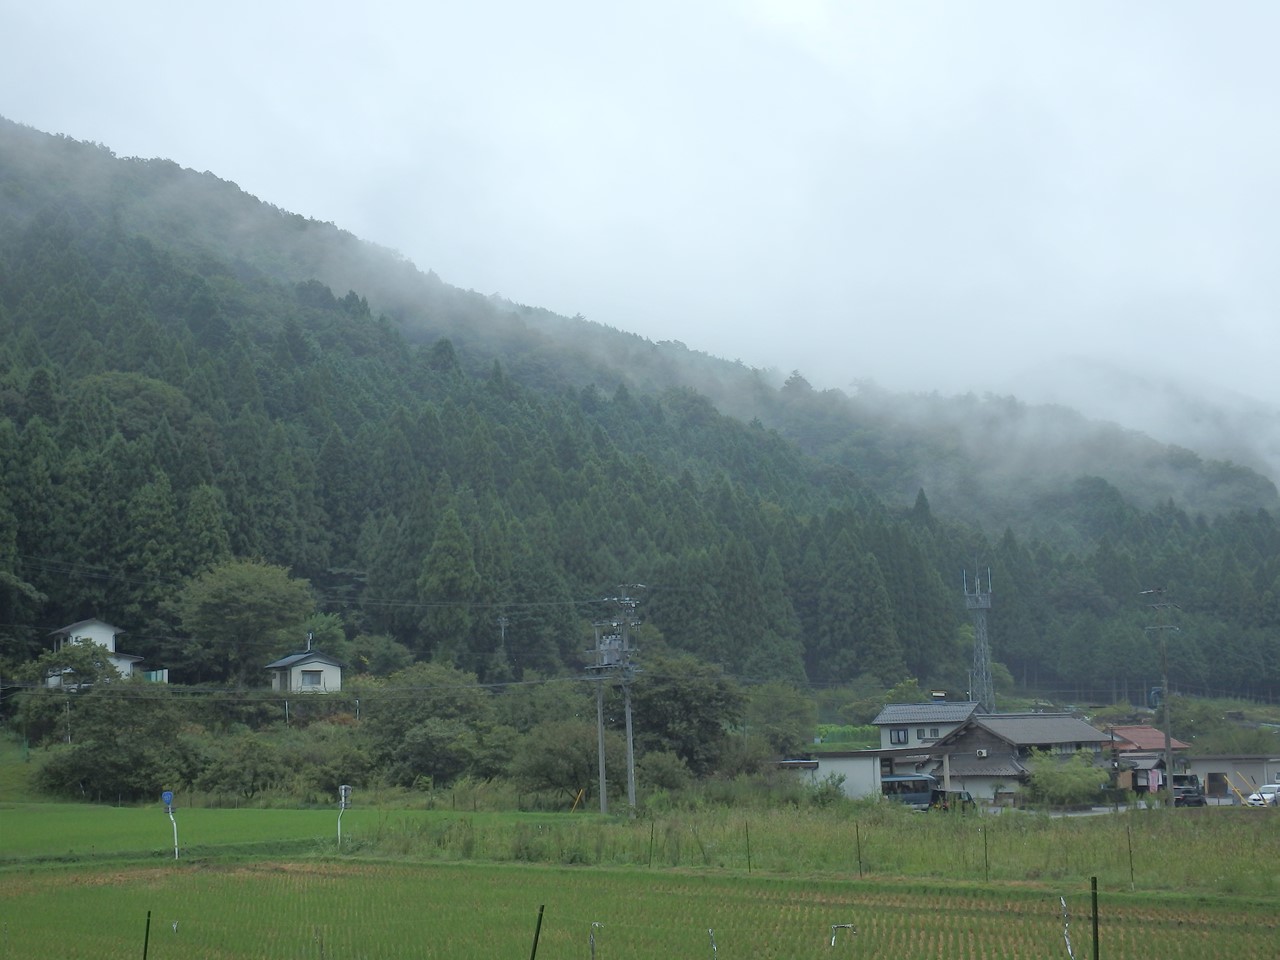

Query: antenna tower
[{"left": 964, "top": 568, "right": 994, "bottom": 712}]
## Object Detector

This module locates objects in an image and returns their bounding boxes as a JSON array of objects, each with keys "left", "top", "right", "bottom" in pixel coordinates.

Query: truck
[{"left": 1172, "top": 773, "right": 1207, "bottom": 807}]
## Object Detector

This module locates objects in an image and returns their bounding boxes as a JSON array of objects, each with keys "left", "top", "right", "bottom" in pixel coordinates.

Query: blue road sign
[{"left": 162, "top": 790, "right": 174, "bottom": 806}]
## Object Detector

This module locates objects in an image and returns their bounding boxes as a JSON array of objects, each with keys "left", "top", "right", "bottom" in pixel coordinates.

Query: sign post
[
  {"left": 161, "top": 790, "right": 178, "bottom": 860},
  {"left": 337, "top": 784, "right": 352, "bottom": 848}
]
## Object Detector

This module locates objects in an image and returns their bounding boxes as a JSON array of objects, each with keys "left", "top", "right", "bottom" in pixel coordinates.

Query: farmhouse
[
  {"left": 923, "top": 713, "right": 1112, "bottom": 800},
  {"left": 45, "top": 618, "right": 143, "bottom": 686},
  {"left": 790, "top": 705, "right": 1112, "bottom": 804}
]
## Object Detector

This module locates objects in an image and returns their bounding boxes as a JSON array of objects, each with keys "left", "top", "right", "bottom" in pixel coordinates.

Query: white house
[
  {"left": 46, "top": 618, "right": 142, "bottom": 686},
  {"left": 264, "top": 650, "right": 343, "bottom": 692},
  {"left": 871, "top": 701, "right": 981, "bottom": 750}
]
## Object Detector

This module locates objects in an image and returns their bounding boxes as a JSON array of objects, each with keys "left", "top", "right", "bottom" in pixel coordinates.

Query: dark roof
[
  {"left": 264, "top": 651, "right": 343, "bottom": 670},
  {"left": 777, "top": 759, "right": 819, "bottom": 770},
  {"left": 872, "top": 702, "right": 981, "bottom": 725},
  {"left": 1123, "top": 753, "right": 1166, "bottom": 771},
  {"left": 930, "top": 756, "right": 1026, "bottom": 778},
  {"left": 972, "top": 713, "right": 1110, "bottom": 746}
]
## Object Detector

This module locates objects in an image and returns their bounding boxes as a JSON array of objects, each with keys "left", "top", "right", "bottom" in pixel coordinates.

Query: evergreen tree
[{"left": 417, "top": 506, "right": 480, "bottom": 664}]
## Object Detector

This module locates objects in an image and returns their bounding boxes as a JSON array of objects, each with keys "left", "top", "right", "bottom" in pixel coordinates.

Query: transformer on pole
[
  {"left": 964, "top": 568, "right": 995, "bottom": 712},
  {"left": 586, "top": 586, "right": 644, "bottom": 818}
]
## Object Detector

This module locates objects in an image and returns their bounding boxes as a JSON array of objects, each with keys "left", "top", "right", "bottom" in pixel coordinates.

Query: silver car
[{"left": 1245, "top": 783, "right": 1280, "bottom": 806}]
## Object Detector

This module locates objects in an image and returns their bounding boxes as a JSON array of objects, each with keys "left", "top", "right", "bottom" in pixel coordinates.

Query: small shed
[{"left": 265, "top": 650, "right": 343, "bottom": 693}]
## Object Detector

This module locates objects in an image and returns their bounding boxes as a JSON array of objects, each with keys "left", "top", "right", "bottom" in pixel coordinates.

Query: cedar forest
[{"left": 2, "top": 116, "right": 1280, "bottom": 799}]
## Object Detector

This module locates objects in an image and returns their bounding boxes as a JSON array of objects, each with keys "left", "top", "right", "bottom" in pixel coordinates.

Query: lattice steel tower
[{"left": 964, "top": 568, "right": 994, "bottom": 712}]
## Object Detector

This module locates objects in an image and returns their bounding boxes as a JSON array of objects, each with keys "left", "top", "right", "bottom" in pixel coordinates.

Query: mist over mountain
[
  {"left": 2, "top": 116, "right": 1279, "bottom": 702},
  {"left": 1000, "top": 356, "right": 1280, "bottom": 485}
]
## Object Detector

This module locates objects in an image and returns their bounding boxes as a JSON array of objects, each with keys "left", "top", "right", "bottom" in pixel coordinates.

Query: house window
[
  {"left": 890, "top": 727, "right": 908, "bottom": 745},
  {"left": 916, "top": 728, "right": 926, "bottom": 739},
  {"left": 930, "top": 727, "right": 940, "bottom": 739},
  {"left": 301, "top": 670, "right": 323, "bottom": 689}
]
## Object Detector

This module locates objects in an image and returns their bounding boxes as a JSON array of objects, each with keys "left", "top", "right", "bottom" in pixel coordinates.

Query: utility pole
[
  {"left": 615, "top": 589, "right": 642, "bottom": 818},
  {"left": 1141, "top": 588, "right": 1179, "bottom": 803},
  {"left": 587, "top": 586, "right": 644, "bottom": 818},
  {"left": 497, "top": 614, "right": 510, "bottom": 670},
  {"left": 586, "top": 621, "right": 620, "bottom": 815},
  {"left": 964, "top": 568, "right": 995, "bottom": 712}
]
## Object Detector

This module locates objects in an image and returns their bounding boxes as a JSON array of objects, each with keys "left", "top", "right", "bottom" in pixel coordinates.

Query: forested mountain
[{"left": 2, "top": 115, "right": 1279, "bottom": 703}]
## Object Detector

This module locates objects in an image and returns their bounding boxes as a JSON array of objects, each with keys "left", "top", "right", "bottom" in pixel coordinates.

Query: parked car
[
  {"left": 1171, "top": 773, "right": 1207, "bottom": 807},
  {"left": 1245, "top": 784, "right": 1279, "bottom": 806}
]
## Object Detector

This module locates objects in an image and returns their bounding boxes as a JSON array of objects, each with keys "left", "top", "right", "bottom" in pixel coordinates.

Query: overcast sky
[{"left": 5, "top": 1, "right": 1280, "bottom": 423}]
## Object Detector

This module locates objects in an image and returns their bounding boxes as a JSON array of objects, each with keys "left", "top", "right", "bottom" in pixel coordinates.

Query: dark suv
[{"left": 1172, "top": 773, "right": 1207, "bottom": 807}]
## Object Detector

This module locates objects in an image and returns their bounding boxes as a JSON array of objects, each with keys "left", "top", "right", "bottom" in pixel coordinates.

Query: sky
[{"left": 4, "top": 1, "right": 1280, "bottom": 438}]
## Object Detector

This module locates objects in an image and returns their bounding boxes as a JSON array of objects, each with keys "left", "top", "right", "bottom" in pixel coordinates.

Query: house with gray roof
[
  {"left": 265, "top": 649, "right": 343, "bottom": 692},
  {"left": 871, "top": 701, "right": 982, "bottom": 750},
  {"left": 923, "top": 712, "right": 1111, "bottom": 801}
]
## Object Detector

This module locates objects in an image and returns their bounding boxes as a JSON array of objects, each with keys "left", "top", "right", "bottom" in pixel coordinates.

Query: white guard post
[
  {"left": 337, "top": 784, "right": 352, "bottom": 847},
  {"left": 162, "top": 790, "right": 178, "bottom": 860}
]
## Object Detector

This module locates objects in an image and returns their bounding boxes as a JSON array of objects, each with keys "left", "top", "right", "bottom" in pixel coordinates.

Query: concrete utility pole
[
  {"left": 587, "top": 587, "right": 644, "bottom": 818},
  {"left": 587, "top": 621, "right": 620, "bottom": 814},
  {"left": 1141, "top": 588, "right": 1179, "bottom": 802},
  {"left": 964, "top": 569, "right": 995, "bottom": 712}
]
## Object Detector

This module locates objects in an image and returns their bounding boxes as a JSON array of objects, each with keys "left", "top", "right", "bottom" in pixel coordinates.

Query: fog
[{"left": 5, "top": 1, "right": 1280, "bottom": 465}]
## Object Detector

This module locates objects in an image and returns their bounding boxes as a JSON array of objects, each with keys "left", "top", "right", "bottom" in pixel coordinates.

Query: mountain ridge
[
  {"left": 3, "top": 114, "right": 1273, "bottom": 540},
  {"left": 3, "top": 114, "right": 1279, "bottom": 702}
]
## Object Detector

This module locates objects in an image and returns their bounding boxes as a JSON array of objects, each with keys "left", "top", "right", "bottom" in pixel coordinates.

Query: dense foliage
[{"left": 2, "top": 114, "right": 1279, "bottom": 722}]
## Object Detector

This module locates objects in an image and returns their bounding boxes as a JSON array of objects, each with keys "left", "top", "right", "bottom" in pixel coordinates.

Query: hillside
[{"left": 2, "top": 116, "right": 1279, "bottom": 702}]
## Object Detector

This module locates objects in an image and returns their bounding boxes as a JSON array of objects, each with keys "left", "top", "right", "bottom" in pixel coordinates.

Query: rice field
[
  {"left": 2, "top": 801, "right": 1277, "bottom": 958},
  {"left": 0, "top": 859, "right": 1273, "bottom": 959}
]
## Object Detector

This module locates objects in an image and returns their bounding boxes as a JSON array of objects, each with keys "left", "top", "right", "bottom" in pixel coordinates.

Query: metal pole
[
  {"left": 142, "top": 910, "right": 151, "bottom": 960},
  {"left": 1091, "top": 876, "right": 1100, "bottom": 960},
  {"left": 528, "top": 905, "right": 545, "bottom": 960}
]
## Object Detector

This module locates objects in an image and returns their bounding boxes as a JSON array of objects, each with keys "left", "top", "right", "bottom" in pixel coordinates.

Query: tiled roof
[
  {"left": 975, "top": 714, "right": 1109, "bottom": 746},
  {"left": 1109, "top": 725, "right": 1190, "bottom": 751},
  {"left": 872, "top": 702, "right": 981, "bottom": 725},
  {"left": 930, "top": 756, "right": 1026, "bottom": 778}
]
